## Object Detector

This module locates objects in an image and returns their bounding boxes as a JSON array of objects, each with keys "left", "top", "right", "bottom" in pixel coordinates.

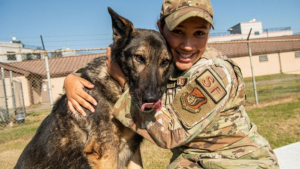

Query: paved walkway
[
  {"left": 274, "top": 142, "right": 300, "bottom": 169},
  {"left": 245, "top": 76, "right": 300, "bottom": 86},
  {"left": 26, "top": 103, "right": 52, "bottom": 113}
]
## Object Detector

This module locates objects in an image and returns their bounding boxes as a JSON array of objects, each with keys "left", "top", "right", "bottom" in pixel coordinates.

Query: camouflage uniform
[{"left": 113, "top": 47, "right": 279, "bottom": 169}]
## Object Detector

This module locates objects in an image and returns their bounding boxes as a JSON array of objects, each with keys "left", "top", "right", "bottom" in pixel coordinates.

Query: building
[
  {"left": 229, "top": 18, "right": 263, "bottom": 35},
  {"left": 209, "top": 19, "right": 293, "bottom": 42},
  {"left": 0, "top": 53, "right": 104, "bottom": 108},
  {"left": 0, "top": 39, "right": 45, "bottom": 63},
  {"left": 51, "top": 48, "right": 77, "bottom": 58},
  {"left": 0, "top": 35, "right": 299, "bottom": 107},
  {"left": 209, "top": 35, "right": 300, "bottom": 77}
]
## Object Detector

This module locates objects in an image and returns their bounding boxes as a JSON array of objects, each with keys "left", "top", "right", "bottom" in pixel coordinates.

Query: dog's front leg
[
  {"left": 84, "top": 133, "right": 119, "bottom": 169},
  {"left": 83, "top": 105, "right": 120, "bottom": 169},
  {"left": 127, "top": 146, "right": 143, "bottom": 169}
]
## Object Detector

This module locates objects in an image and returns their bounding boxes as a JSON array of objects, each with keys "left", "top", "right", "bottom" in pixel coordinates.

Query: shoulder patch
[
  {"left": 180, "top": 88, "right": 207, "bottom": 113},
  {"left": 171, "top": 69, "right": 228, "bottom": 128},
  {"left": 196, "top": 70, "right": 227, "bottom": 103}
]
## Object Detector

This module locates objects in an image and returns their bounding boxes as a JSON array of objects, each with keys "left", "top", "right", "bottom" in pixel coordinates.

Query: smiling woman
[{"left": 64, "top": 0, "right": 279, "bottom": 168}]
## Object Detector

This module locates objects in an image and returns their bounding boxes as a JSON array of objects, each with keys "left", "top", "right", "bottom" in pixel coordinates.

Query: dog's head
[{"left": 108, "top": 7, "right": 173, "bottom": 112}]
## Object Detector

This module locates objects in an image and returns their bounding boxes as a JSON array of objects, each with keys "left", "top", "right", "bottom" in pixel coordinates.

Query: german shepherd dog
[{"left": 15, "top": 7, "right": 173, "bottom": 169}]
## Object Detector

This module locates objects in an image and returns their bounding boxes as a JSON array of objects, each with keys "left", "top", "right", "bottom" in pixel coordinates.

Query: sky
[{"left": 1, "top": 0, "right": 300, "bottom": 51}]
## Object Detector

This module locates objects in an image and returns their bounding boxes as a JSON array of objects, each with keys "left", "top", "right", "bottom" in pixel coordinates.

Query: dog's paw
[{"left": 83, "top": 139, "right": 119, "bottom": 169}]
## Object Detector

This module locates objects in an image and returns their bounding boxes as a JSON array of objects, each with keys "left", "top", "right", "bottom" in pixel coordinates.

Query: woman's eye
[
  {"left": 134, "top": 55, "right": 144, "bottom": 63},
  {"left": 195, "top": 31, "right": 205, "bottom": 36},
  {"left": 172, "top": 29, "right": 183, "bottom": 34},
  {"left": 160, "top": 59, "right": 169, "bottom": 67}
]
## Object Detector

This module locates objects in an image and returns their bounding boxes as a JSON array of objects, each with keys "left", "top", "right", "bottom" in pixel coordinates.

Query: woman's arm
[
  {"left": 105, "top": 46, "right": 127, "bottom": 90},
  {"left": 113, "top": 65, "right": 232, "bottom": 149},
  {"left": 65, "top": 46, "right": 127, "bottom": 116}
]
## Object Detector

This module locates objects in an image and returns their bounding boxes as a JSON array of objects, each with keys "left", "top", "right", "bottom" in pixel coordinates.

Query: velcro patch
[
  {"left": 180, "top": 88, "right": 207, "bottom": 113},
  {"left": 167, "top": 82, "right": 176, "bottom": 88},
  {"left": 171, "top": 69, "right": 228, "bottom": 128},
  {"left": 196, "top": 70, "right": 226, "bottom": 103},
  {"left": 177, "top": 77, "right": 188, "bottom": 86}
]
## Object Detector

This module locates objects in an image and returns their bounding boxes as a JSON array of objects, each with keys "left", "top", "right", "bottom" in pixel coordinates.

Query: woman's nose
[{"left": 180, "top": 37, "right": 193, "bottom": 51}]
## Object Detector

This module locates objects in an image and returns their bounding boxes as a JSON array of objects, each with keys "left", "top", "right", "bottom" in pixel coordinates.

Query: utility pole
[
  {"left": 40, "top": 35, "right": 53, "bottom": 107},
  {"left": 247, "top": 28, "right": 259, "bottom": 105}
]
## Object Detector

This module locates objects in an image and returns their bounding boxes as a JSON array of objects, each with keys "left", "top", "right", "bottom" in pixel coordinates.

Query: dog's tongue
[{"left": 141, "top": 100, "right": 162, "bottom": 112}]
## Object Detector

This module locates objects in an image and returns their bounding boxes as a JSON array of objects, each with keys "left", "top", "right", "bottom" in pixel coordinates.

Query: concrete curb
[{"left": 274, "top": 142, "right": 300, "bottom": 169}]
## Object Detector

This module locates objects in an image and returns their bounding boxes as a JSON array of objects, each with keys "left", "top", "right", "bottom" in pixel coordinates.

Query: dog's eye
[
  {"left": 134, "top": 55, "right": 144, "bottom": 63},
  {"left": 160, "top": 59, "right": 170, "bottom": 67}
]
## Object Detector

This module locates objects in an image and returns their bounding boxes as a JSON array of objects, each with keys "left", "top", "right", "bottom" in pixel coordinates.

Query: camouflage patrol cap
[{"left": 160, "top": 0, "right": 214, "bottom": 31}]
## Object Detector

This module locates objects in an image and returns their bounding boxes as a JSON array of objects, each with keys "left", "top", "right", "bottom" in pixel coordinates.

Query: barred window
[
  {"left": 7, "top": 52, "right": 16, "bottom": 60},
  {"left": 259, "top": 55, "right": 268, "bottom": 62},
  {"left": 295, "top": 52, "right": 300, "bottom": 58}
]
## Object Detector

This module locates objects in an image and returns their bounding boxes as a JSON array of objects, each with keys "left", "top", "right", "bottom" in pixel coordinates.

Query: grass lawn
[{"left": 0, "top": 73, "right": 300, "bottom": 168}]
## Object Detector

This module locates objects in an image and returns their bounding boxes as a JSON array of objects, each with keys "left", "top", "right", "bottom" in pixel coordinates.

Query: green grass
[
  {"left": 0, "top": 73, "right": 300, "bottom": 168},
  {"left": 244, "top": 73, "right": 300, "bottom": 105},
  {"left": 244, "top": 73, "right": 300, "bottom": 83},
  {"left": 247, "top": 98, "right": 300, "bottom": 149},
  {"left": 0, "top": 110, "right": 49, "bottom": 145}
]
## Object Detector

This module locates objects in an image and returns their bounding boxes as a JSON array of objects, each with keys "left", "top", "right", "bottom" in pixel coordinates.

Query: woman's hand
[
  {"left": 106, "top": 46, "right": 127, "bottom": 88},
  {"left": 64, "top": 73, "right": 97, "bottom": 116}
]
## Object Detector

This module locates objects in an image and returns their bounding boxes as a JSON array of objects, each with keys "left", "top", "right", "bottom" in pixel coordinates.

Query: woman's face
[{"left": 160, "top": 17, "right": 211, "bottom": 71}]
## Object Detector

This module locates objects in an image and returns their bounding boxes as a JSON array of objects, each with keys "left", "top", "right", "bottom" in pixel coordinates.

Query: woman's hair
[{"left": 156, "top": 18, "right": 166, "bottom": 32}]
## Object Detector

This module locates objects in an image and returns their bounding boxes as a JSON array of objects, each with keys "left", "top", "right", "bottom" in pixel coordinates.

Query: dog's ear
[{"left": 108, "top": 7, "right": 135, "bottom": 46}]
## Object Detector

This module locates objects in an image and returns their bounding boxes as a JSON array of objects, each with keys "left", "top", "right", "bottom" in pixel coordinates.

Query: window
[
  {"left": 295, "top": 52, "right": 300, "bottom": 58},
  {"left": 259, "top": 55, "right": 268, "bottom": 62},
  {"left": 25, "top": 54, "right": 33, "bottom": 60},
  {"left": 254, "top": 31, "right": 260, "bottom": 35},
  {"left": 7, "top": 52, "right": 16, "bottom": 60}
]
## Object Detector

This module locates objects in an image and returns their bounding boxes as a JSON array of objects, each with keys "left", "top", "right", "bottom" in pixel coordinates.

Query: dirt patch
[
  {"left": 0, "top": 149, "right": 22, "bottom": 169},
  {"left": 246, "top": 96, "right": 299, "bottom": 111}
]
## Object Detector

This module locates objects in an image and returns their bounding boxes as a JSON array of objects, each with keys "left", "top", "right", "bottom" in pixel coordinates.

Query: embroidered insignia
[
  {"left": 177, "top": 77, "right": 188, "bottom": 86},
  {"left": 180, "top": 88, "right": 207, "bottom": 113},
  {"left": 167, "top": 83, "right": 176, "bottom": 88},
  {"left": 196, "top": 70, "right": 226, "bottom": 103}
]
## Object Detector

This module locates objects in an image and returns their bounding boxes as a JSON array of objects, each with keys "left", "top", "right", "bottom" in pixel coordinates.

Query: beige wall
[
  {"left": 1, "top": 76, "right": 30, "bottom": 109},
  {"left": 1, "top": 75, "right": 65, "bottom": 108},
  {"left": 15, "top": 76, "right": 31, "bottom": 107},
  {"left": 280, "top": 51, "right": 300, "bottom": 74},
  {"left": 232, "top": 51, "right": 300, "bottom": 78},
  {"left": 47, "top": 77, "right": 65, "bottom": 103}
]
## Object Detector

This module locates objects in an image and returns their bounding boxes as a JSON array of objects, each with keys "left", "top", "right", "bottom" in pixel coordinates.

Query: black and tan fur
[{"left": 14, "top": 7, "right": 173, "bottom": 169}]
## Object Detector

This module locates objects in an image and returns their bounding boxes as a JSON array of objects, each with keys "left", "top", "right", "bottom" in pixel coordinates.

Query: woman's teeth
[{"left": 180, "top": 53, "right": 192, "bottom": 58}]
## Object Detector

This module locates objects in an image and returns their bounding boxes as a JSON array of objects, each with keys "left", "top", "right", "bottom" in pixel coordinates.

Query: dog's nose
[{"left": 142, "top": 92, "right": 159, "bottom": 103}]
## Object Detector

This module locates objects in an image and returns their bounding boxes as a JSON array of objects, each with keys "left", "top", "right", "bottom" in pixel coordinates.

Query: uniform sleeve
[{"left": 113, "top": 65, "right": 232, "bottom": 149}]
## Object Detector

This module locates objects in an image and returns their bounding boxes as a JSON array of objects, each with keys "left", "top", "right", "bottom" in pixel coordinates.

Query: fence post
[
  {"left": 40, "top": 35, "right": 54, "bottom": 106},
  {"left": 44, "top": 55, "right": 54, "bottom": 106},
  {"left": 247, "top": 28, "right": 259, "bottom": 105},
  {"left": 9, "top": 71, "right": 17, "bottom": 114},
  {"left": 1, "top": 67, "right": 10, "bottom": 122},
  {"left": 18, "top": 79, "right": 27, "bottom": 116}
]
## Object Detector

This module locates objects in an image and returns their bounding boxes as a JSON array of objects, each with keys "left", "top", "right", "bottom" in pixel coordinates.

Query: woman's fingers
[
  {"left": 64, "top": 73, "right": 96, "bottom": 116},
  {"left": 79, "top": 76, "right": 95, "bottom": 90},
  {"left": 74, "top": 90, "right": 95, "bottom": 113},
  {"left": 78, "top": 79, "right": 97, "bottom": 106},
  {"left": 69, "top": 98, "right": 87, "bottom": 117},
  {"left": 67, "top": 100, "right": 77, "bottom": 115}
]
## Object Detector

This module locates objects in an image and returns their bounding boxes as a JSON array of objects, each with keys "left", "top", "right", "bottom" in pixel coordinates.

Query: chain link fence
[
  {"left": 0, "top": 68, "right": 27, "bottom": 125},
  {"left": 0, "top": 38, "right": 299, "bottom": 122}
]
